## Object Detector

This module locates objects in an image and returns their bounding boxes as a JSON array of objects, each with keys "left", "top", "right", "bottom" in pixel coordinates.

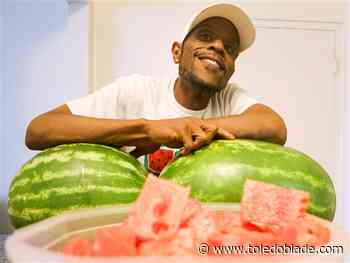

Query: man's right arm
[
  {"left": 25, "top": 104, "right": 234, "bottom": 156},
  {"left": 25, "top": 104, "right": 149, "bottom": 150}
]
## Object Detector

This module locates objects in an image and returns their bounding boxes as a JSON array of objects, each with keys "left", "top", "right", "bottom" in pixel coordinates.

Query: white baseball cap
[{"left": 182, "top": 3, "right": 256, "bottom": 53}]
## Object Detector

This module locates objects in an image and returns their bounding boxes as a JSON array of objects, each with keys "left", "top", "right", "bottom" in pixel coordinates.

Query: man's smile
[
  {"left": 195, "top": 52, "right": 225, "bottom": 71},
  {"left": 194, "top": 55, "right": 226, "bottom": 75}
]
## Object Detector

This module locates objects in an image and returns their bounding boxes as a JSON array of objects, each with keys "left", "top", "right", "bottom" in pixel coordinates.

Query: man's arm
[
  {"left": 25, "top": 104, "right": 149, "bottom": 150},
  {"left": 205, "top": 103, "right": 287, "bottom": 145},
  {"left": 26, "top": 104, "right": 234, "bottom": 155}
]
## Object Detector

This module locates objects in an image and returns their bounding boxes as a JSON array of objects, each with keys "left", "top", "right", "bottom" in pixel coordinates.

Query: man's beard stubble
[{"left": 179, "top": 64, "right": 226, "bottom": 97}]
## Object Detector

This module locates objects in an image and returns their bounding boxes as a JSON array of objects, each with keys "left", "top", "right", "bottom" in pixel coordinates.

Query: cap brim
[{"left": 183, "top": 3, "right": 256, "bottom": 53}]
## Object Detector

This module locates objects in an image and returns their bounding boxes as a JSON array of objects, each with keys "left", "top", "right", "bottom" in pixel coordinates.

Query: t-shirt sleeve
[
  {"left": 66, "top": 74, "right": 146, "bottom": 119},
  {"left": 66, "top": 82, "right": 119, "bottom": 119},
  {"left": 224, "top": 84, "right": 259, "bottom": 115}
]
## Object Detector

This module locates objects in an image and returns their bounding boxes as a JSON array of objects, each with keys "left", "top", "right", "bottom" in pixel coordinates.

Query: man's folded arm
[
  {"left": 205, "top": 103, "right": 287, "bottom": 145},
  {"left": 25, "top": 104, "right": 149, "bottom": 150}
]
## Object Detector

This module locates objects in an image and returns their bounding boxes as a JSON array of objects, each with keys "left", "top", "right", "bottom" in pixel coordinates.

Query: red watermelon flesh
[
  {"left": 294, "top": 216, "right": 330, "bottom": 246},
  {"left": 62, "top": 178, "right": 331, "bottom": 258},
  {"left": 92, "top": 224, "right": 137, "bottom": 257},
  {"left": 148, "top": 148, "right": 174, "bottom": 174},
  {"left": 128, "top": 174, "right": 190, "bottom": 240},
  {"left": 63, "top": 236, "right": 94, "bottom": 257},
  {"left": 211, "top": 210, "right": 241, "bottom": 234},
  {"left": 187, "top": 210, "right": 217, "bottom": 243},
  {"left": 180, "top": 198, "right": 202, "bottom": 227},
  {"left": 139, "top": 227, "right": 196, "bottom": 256},
  {"left": 241, "top": 179, "right": 310, "bottom": 232}
]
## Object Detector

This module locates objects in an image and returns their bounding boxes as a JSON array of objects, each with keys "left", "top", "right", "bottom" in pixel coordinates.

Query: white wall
[
  {"left": 345, "top": 3, "right": 350, "bottom": 233},
  {"left": 1, "top": 1, "right": 90, "bottom": 234},
  {"left": 0, "top": 0, "right": 4, "bottom": 233}
]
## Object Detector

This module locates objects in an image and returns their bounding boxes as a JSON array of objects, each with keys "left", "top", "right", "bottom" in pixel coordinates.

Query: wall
[
  {"left": 0, "top": 1, "right": 3, "bottom": 233},
  {"left": 1, "top": 1, "right": 89, "bottom": 234},
  {"left": 345, "top": 3, "right": 350, "bottom": 232}
]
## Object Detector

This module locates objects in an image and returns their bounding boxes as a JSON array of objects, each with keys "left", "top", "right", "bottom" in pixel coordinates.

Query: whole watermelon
[
  {"left": 8, "top": 143, "right": 147, "bottom": 228},
  {"left": 160, "top": 139, "right": 336, "bottom": 221}
]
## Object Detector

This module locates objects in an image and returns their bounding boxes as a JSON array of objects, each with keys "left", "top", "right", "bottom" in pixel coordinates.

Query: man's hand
[{"left": 130, "top": 117, "right": 235, "bottom": 158}]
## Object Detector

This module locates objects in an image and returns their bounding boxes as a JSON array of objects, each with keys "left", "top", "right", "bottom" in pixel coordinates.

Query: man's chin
[{"left": 187, "top": 73, "right": 225, "bottom": 96}]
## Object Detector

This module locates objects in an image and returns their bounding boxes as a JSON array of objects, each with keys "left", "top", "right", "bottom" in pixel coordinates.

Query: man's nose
[{"left": 209, "top": 39, "right": 225, "bottom": 56}]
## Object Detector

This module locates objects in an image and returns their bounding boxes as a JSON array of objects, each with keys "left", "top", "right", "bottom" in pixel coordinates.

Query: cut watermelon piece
[
  {"left": 147, "top": 148, "right": 175, "bottom": 174},
  {"left": 241, "top": 179, "right": 310, "bottom": 231},
  {"left": 211, "top": 210, "right": 241, "bottom": 234},
  {"left": 128, "top": 174, "right": 190, "bottom": 240},
  {"left": 62, "top": 236, "right": 94, "bottom": 257},
  {"left": 61, "top": 176, "right": 331, "bottom": 258},
  {"left": 188, "top": 209, "right": 218, "bottom": 244},
  {"left": 180, "top": 198, "right": 202, "bottom": 228},
  {"left": 139, "top": 227, "right": 196, "bottom": 256},
  {"left": 294, "top": 216, "right": 330, "bottom": 246},
  {"left": 92, "top": 224, "right": 137, "bottom": 256}
]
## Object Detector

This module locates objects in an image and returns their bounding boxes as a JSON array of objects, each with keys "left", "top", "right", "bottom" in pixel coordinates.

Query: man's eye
[
  {"left": 225, "top": 44, "right": 239, "bottom": 56},
  {"left": 199, "top": 33, "right": 213, "bottom": 42}
]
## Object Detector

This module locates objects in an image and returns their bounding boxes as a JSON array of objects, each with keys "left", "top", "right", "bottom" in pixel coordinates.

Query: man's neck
[{"left": 174, "top": 77, "right": 211, "bottom": 111}]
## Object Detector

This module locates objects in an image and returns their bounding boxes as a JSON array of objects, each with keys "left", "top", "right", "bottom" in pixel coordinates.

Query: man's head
[{"left": 172, "top": 3, "right": 255, "bottom": 96}]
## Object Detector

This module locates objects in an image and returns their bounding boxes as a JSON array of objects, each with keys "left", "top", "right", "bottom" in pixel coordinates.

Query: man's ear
[{"left": 171, "top": 41, "right": 182, "bottom": 64}]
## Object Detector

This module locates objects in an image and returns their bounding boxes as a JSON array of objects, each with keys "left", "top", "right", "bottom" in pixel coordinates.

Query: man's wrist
[{"left": 203, "top": 117, "right": 219, "bottom": 127}]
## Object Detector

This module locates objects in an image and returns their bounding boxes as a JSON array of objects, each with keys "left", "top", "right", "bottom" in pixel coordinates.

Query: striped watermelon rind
[
  {"left": 8, "top": 143, "right": 147, "bottom": 228},
  {"left": 160, "top": 139, "right": 336, "bottom": 221}
]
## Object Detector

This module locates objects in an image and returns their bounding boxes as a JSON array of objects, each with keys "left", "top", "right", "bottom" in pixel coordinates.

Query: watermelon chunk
[
  {"left": 62, "top": 236, "right": 94, "bottom": 257},
  {"left": 188, "top": 209, "right": 217, "bottom": 244},
  {"left": 92, "top": 224, "right": 137, "bottom": 257},
  {"left": 62, "top": 176, "right": 331, "bottom": 258},
  {"left": 139, "top": 227, "right": 196, "bottom": 256},
  {"left": 294, "top": 216, "right": 330, "bottom": 246},
  {"left": 128, "top": 174, "right": 190, "bottom": 240},
  {"left": 180, "top": 198, "right": 202, "bottom": 228},
  {"left": 211, "top": 210, "right": 241, "bottom": 234},
  {"left": 147, "top": 148, "right": 175, "bottom": 174},
  {"left": 241, "top": 179, "right": 310, "bottom": 231}
]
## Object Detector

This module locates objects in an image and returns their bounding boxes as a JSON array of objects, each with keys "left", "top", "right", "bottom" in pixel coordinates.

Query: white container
[{"left": 5, "top": 203, "right": 349, "bottom": 263}]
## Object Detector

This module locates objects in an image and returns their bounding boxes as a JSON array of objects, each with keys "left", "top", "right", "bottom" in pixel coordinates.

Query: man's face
[{"left": 173, "top": 17, "right": 240, "bottom": 94}]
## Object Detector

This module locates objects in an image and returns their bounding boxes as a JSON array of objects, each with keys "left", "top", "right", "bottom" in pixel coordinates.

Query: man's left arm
[{"left": 205, "top": 103, "right": 287, "bottom": 145}]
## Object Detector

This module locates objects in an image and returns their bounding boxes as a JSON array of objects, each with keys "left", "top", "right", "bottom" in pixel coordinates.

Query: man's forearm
[
  {"left": 205, "top": 104, "right": 287, "bottom": 145},
  {"left": 26, "top": 112, "right": 148, "bottom": 150}
]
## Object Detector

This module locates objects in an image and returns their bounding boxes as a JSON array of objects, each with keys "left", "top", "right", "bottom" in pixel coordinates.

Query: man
[{"left": 25, "top": 3, "right": 287, "bottom": 173}]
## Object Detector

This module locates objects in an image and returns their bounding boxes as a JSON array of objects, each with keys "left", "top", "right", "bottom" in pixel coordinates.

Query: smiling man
[{"left": 25, "top": 3, "right": 287, "bottom": 173}]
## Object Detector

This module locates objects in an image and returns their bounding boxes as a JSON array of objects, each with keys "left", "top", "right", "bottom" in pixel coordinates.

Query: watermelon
[
  {"left": 160, "top": 139, "right": 336, "bottom": 221},
  {"left": 61, "top": 177, "right": 331, "bottom": 258},
  {"left": 127, "top": 175, "right": 190, "bottom": 240},
  {"left": 8, "top": 143, "right": 147, "bottom": 228},
  {"left": 138, "top": 227, "right": 196, "bottom": 256},
  {"left": 240, "top": 179, "right": 310, "bottom": 231},
  {"left": 93, "top": 224, "right": 138, "bottom": 256},
  {"left": 145, "top": 148, "right": 176, "bottom": 174},
  {"left": 294, "top": 216, "right": 330, "bottom": 246},
  {"left": 63, "top": 237, "right": 94, "bottom": 257}
]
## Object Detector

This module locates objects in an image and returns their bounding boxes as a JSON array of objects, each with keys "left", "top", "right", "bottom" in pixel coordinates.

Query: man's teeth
[{"left": 203, "top": 58, "right": 219, "bottom": 67}]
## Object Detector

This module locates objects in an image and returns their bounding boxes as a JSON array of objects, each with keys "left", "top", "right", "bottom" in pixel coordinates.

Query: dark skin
[
  {"left": 25, "top": 17, "right": 287, "bottom": 157},
  {"left": 172, "top": 17, "right": 239, "bottom": 110}
]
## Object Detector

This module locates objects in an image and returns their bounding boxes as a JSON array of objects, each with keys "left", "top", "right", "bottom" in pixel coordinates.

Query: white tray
[{"left": 5, "top": 203, "right": 349, "bottom": 263}]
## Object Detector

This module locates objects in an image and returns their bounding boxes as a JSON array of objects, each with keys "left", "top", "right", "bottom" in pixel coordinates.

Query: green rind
[
  {"left": 8, "top": 143, "right": 147, "bottom": 228},
  {"left": 160, "top": 139, "right": 336, "bottom": 221}
]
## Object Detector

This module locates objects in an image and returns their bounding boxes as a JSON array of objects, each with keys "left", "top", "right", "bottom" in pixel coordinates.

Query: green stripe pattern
[
  {"left": 8, "top": 143, "right": 147, "bottom": 228},
  {"left": 160, "top": 139, "right": 336, "bottom": 221}
]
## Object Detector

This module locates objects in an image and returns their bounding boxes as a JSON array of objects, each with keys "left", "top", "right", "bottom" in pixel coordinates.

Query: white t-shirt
[{"left": 67, "top": 74, "right": 258, "bottom": 173}]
